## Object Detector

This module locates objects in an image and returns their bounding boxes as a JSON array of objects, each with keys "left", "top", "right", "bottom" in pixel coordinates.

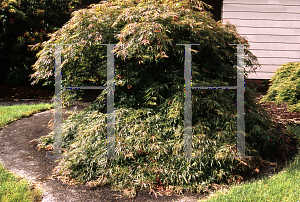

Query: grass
[
  {"left": 0, "top": 163, "right": 42, "bottom": 202},
  {"left": 0, "top": 103, "right": 54, "bottom": 130},
  {"left": 199, "top": 124, "right": 300, "bottom": 202},
  {"left": 0, "top": 102, "right": 54, "bottom": 202}
]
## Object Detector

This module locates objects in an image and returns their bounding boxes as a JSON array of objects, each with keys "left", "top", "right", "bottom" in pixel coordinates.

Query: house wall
[{"left": 222, "top": 0, "right": 300, "bottom": 79}]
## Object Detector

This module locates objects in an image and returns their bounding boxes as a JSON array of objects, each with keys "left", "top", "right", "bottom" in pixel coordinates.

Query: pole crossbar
[
  {"left": 62, "top": 86, "right": 106, "bottom": 89},
  {"left": 193, "top": 86, "right": 237, "bottom": 89}
]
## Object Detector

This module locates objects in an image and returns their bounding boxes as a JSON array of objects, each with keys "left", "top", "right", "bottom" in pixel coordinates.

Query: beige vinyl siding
[{"left": 222, "top": 0, "right": 300, "bottom": 79}]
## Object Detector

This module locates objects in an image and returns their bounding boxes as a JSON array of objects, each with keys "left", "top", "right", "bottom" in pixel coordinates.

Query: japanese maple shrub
[{"left": 30, "top": 0, "right": 294, "bottom": 198}]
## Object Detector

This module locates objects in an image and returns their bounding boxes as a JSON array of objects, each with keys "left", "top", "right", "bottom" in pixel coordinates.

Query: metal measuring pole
[
  {"left": 44, "top": 43, "right": 72, "bottom": 159},
  {"left": 175, "top": 43, "right": 251, "bottom": 159},
  {"left": 52, "top": 43, "right": 116, "bottom": 159}
]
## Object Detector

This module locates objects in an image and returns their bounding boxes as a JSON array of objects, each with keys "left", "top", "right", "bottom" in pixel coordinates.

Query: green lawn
[
  {"left": 199, "top": 124, "right": 300, "bottom": 202},
  {"left": 0, "top": 102, "right": 54, "bottom": 202},
  {"left": 0, "top": 103, "right": 54, "bottom": 129},
  {"left": 0, "top": 163, "right": 42, "bottom": 202}
]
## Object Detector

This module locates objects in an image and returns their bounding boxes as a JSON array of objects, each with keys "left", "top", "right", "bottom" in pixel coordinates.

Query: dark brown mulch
[
  {"left": 0, "top": 84, "right": 102, "bottom": 103},
  {"left": 238, "top": 93, "right": 300, "bottom": 183},
  {"left": 256, "top": 93, "right": 300, "bottom": 126},
  {"left": 0, "top": 85, "right": 54, "bottom": 101}
]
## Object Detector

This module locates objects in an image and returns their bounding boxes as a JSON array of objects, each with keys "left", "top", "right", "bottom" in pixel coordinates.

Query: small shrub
[{"left": 260, "top": 62, "right": 300, "bottom": 112}]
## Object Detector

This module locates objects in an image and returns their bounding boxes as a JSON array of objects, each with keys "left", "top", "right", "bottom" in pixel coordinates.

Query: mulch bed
[
  {"left": 257, "top": 93, "right": 300, "bottom": 125},
  {"left": 0, "top": 86, "right": 299, "bottom": 201}
]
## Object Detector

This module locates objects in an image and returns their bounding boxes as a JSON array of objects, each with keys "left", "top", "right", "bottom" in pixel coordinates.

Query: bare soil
[{"left": 0, "top": 87, "right": 299, "bottom": 201}]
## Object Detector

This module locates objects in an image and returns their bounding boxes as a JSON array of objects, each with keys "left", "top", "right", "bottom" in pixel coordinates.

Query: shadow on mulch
[
  {"left": 0, "top": 85, "right": 54, "bottom": 101},
  {"left": 0, "top": 84, "right": 102, "bottom": 103}
]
